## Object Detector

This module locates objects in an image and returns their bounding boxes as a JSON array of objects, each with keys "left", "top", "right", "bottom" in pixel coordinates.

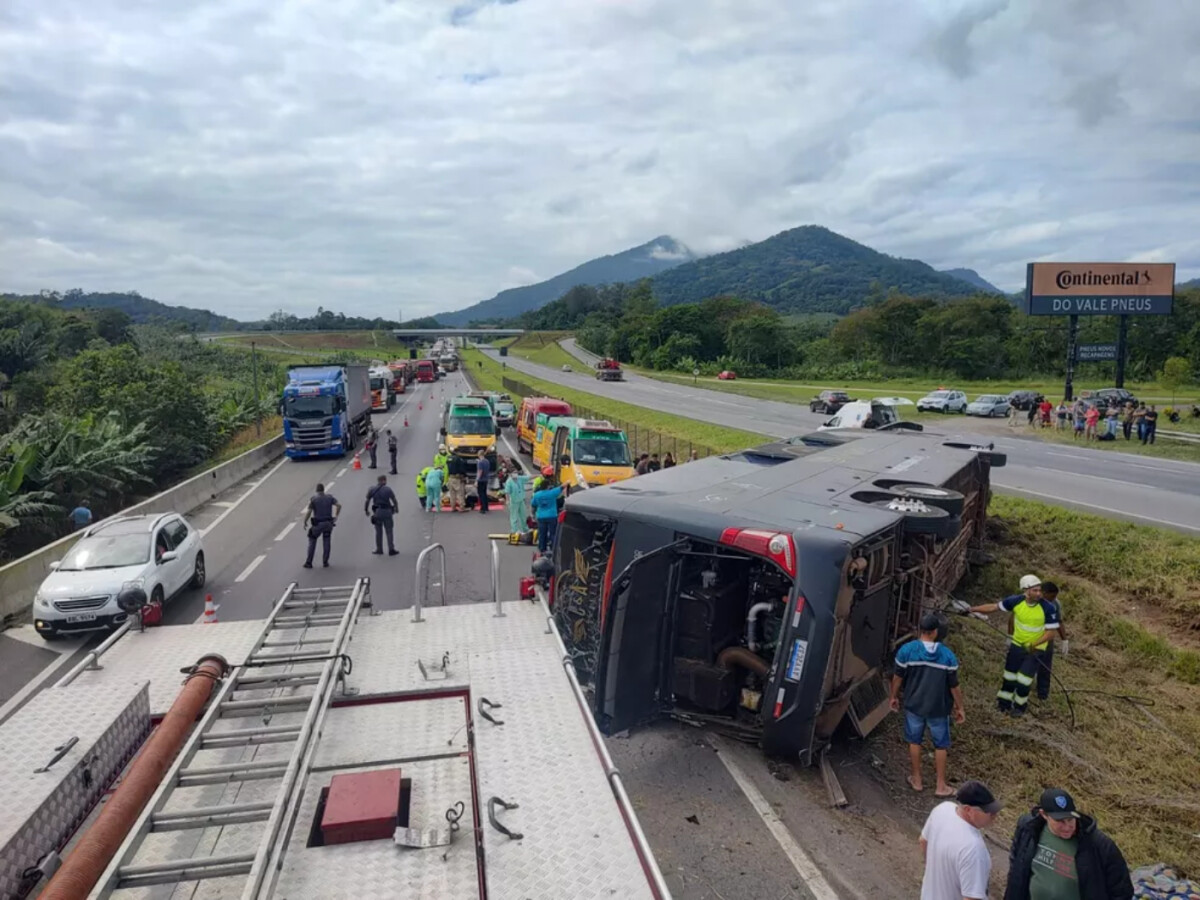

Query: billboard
[
  {"left": 1025, "top": 262, "right": 1175, "bottom": 316},
  {"left": 1076, "top": 343, "right": 1118, "bottom": 362}
]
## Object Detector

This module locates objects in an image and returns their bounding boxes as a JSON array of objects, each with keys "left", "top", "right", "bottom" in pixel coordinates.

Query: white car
[
  {"left": 916, "top": 390, "right": 968, "bottom": 413},
  {"left": 817, "top": 397, "right": 916, "bottom": 431},
  {"left": 33, "top": 513, "right": 206, "bottom": 639}
]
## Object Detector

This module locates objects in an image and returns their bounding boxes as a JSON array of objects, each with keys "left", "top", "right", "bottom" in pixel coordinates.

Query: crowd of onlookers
[{"left": 1012, "top": 396, "right": 1163, "bottom": 445}]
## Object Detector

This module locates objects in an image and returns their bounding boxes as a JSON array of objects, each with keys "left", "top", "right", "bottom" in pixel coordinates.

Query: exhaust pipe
[
  {"left": 40, "top": 653, "right": 230, "bottom": 900},
  {"left": 717, "top": 646, "right": 768, "bottom": 678}
]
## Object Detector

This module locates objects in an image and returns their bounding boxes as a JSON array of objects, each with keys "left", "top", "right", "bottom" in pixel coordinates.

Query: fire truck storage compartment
[
  {"left": 0, "top": 681, "right": 150, "bottom": 900},
  {"left": 670, "top": 543, "right": 791, "bottom": 718}
]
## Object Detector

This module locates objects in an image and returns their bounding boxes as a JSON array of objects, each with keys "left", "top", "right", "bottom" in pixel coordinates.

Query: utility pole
[
  {"left": 251, "top": 341, "right": 262, "bottom": 437},
  {"left": 1114, "top": 314, "right": 1128, "bottom": 388}
]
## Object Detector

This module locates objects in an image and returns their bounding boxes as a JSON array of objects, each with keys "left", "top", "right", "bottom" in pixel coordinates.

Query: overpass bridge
[{"left": 393, "top": 327, "right": 524, "bottom": 346}]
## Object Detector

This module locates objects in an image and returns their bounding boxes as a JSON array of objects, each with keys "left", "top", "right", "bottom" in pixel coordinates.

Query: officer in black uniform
[
  {"left": 365, "top": 474, "right": 399, "bottom": 556},
  {"left": 303, "top": 483, "right": 341, "bottom": 568},
  {"left": 386, "top": 428, "right": 398, "bottom": 475}
]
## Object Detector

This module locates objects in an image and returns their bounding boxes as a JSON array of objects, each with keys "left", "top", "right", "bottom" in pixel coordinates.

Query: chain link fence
[{"left": 499, "top": 375, "right": 721, "bottom": 461}]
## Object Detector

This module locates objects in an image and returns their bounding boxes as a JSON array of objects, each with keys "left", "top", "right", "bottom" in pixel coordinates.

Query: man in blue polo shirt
[{"left": 890, "top": 613, "right": 965, "bottom": 797}]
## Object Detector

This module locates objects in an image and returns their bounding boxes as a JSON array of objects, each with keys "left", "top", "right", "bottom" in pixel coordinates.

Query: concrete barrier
[{"left": 0, "top": 435, "right": 285, "bottom": 624}]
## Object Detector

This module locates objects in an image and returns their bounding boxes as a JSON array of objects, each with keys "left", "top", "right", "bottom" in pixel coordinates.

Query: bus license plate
[
  {"left": 66, "top": 613, "right": 98, "bottom": 624},
  {"left": 785, "top": 639, "right": 808, "bottom": 682}
]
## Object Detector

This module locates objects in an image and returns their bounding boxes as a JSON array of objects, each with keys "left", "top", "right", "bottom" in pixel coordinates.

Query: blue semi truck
[{"left": 281, "top": 365, "right": 372, "bottom": 459}]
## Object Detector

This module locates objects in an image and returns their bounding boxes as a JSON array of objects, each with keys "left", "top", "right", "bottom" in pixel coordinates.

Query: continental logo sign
[{"left": 1025, "top": 262, "right": 1175, "bottom": 316}]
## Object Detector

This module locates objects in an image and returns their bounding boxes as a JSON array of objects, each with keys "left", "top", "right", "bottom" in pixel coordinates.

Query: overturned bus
[{"left": 551, "top": 429, "right": 1004, "bottom": 764}]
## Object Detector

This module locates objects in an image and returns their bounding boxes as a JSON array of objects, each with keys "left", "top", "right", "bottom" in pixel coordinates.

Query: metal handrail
[
  {"left": 412, "top": 543, "right": 446, "bottom": 623},
  {"left": 55, "top": 619, "right": 134, "bottom": 687},
  {"left": 491, "top": 540, "right": 504, "bottom": 617},
  {"left": 533, "top": 586, "right": 672, "bottom": 899}
]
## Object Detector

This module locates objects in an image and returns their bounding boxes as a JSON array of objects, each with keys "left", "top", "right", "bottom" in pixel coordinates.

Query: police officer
[
  {"left": 365, "top": 426, "right": 379, "bottom": 469},
  {"left": 365, "top": 475, "right": 399, "bottom": 556},
  {"left": 386, "top": 429, "right": 398, "bottom": 474},
  {"left": 303, "top": 483, "right": 341, "bottom": 568}
]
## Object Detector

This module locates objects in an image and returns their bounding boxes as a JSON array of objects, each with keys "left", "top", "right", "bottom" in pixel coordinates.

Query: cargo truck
[
  {"left": 551, "top": 428, "right": 1004, "bottom": 765},
  {"left": 595, "top": 358, "right": 624, "bottom": 381},
  {"left": 281, "top": 365, "right": 371, "bottom": 458},
  {"left": 368, "top": 365, "right": 393, "bottom": 412}
]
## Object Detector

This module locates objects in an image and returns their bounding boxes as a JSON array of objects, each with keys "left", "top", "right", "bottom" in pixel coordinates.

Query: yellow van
[
  {"left": 440, "top": 396, "right": 499, "bottom": 477},
  {"left": 532, "top": 416, "right": 635, "bottom": 487}
]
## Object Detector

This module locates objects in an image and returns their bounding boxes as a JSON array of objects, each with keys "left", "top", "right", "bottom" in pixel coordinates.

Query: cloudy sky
[{"left": 2, "top": 0, "right": 1198, "bottom": 321}]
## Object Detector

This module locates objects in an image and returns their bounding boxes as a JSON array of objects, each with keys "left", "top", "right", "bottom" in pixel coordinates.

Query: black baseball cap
[
  {"left": 956, "top": 781, "right": 1003, "bottom": 814},
  {"left": 1039, "top": 788, "right": 1079, "bottom": 820},
  {"left": 919, "top": 613, "right": 942, "bottom": 633}
]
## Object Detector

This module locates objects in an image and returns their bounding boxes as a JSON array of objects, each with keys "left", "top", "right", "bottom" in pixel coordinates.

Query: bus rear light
[{"left": 718, "top": 528, "right": 797, "bottom": 578}]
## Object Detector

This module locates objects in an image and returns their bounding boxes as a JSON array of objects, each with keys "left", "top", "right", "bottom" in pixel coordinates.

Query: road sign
[
  {"left": 1024, "top": 262, "right": 1175, "bottom": 316},
  {"left": 1076, "top": 343, "right": 1118, "bottom": 362}
]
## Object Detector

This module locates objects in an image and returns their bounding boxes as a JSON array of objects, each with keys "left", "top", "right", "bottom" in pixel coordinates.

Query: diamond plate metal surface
[
  {"left": 313, "top": 697, "right": 468, "bottom": 770},
  {"left": 275, "top": 757, "right": 480, "bottom": 899},
  {"left": 67, "top": 621, "right": 266, "bottom": 715},
  {"left": 0, "top": 681, "right": 149, "bottom": 900}
]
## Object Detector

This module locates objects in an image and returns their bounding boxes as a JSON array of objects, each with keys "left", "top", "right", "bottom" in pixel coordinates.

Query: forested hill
[
  {"left": 4, "top": 290, "right": 243, "bottom": 331},
  {"left": 437, "top": 236, "right": 695, "bottom": 325},
  {"left": 940, "top": 267, "right": 1002, "bottom": 293},
  {"left": 650, "top": 226, "right": 983, "bottom": 314}
]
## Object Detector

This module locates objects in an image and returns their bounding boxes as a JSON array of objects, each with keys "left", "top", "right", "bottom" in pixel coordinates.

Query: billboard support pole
[
  {"left": 1115, "top": 314, "right": 1128, "bottom": 388},
  {"left": 1064, "top": 315, "right": 1079, "bottom": 401}
]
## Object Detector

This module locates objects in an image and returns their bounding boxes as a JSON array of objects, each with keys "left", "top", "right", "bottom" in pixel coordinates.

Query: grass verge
[
  {"left": 505, "top": 337, "right": 581, "bottom": 371},
  {"left": 874, "top": 494, "right": 1200, "bottom": 874},
  {"left": 461, "top": 348, "right": 767, "bottom": 455},
  {"left": 1011, "top": 418, "right": 1200, "bottom": 463}
]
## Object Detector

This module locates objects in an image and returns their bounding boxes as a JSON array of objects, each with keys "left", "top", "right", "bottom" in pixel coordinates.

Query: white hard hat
[
  {"left": 438, "top": 444, "right": 447, "bottom": 453},
  {"left": 1019, "top": 574, "right": 1041, "bottom": 590}
]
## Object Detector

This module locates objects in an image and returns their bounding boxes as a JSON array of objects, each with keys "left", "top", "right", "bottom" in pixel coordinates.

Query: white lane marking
[
  {"left": 0, "top": 636, "right": 87, "bottom": 725},
  {"left": 234, "top": 554, "right": 267, "bottom": 583},
  {"left": 211, "top": 500, "right": 236, "bottom": 508},
  {"left": 200, "top": 457, "right": 289, "bottom": 537},
  {"left": 274, "top": 522, "right": 297, "bottom": 542},
  {"left": 996, "top": 485, "right": 1200, "bottom": 533},
  {"left": 711, "top": 738, "right": 841, "bottom": 900}
]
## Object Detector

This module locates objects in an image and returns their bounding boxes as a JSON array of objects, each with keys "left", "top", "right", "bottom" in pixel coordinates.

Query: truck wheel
[
  {"left": 889, "top": 484, "right": 965, "bottom": 516},
  {"left": 871, "top": 498, "right": 961, "bottom": 540}
]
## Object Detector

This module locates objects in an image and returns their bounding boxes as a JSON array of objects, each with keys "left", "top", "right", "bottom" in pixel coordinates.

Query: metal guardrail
[
  {"left": 1158, "top": 429, "right": 1200, "bottom": 444},
  {"left": 533, "top": 585, "right": 672, "bottom": 900},
  {"left": 412, "top": 543, "right": 447, "bottom": 623}
]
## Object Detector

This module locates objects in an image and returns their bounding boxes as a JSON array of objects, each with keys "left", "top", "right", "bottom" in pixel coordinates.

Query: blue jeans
[
  {"left": 536, "top": 517, "right": 558, "bottom": 553},
  {"left": 904, "top": 711, "right": 951, "bottom": 749}
]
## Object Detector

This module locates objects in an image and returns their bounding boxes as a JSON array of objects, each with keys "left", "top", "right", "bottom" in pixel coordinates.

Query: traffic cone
[
  {"left": 403, "top": 416, "right": 409, "bottom": 427},
  {"left": 418, "top": 401, "right": 423, "bottom": 410},
  {"left": 352, "top": 453, "right": 362, "bottom": 470},
  {"left": 203, "top": 594, "right": 219, "bottom": 624}
]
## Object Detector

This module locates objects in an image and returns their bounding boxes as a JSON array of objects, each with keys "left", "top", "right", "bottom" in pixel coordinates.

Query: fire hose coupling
[
  {"left": 886, "top": 497, "right": 932, "bottom": 513},
  {"left": 179, "top": 653, "right": 231, "bottom": 685}
]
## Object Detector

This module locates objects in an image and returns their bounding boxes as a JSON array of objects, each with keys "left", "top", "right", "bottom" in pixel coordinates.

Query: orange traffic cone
[
  {"left": 418, "top": 401, "right": 423, "bottom": 411},
  {"left": 352, "top": 453, "right": 362, "bottom": 470},
  {"left": 403, "top": 416, "right": 409, "bottom": 427},
  {"left": 203, "top": 594, "right": 219, "bottom": 624}
]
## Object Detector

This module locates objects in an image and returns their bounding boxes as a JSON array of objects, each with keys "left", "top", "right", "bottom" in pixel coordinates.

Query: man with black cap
[
  {"left": 890, "top": 612, "right": 966, "bottom": 797},
  {"left": 1003, "top": 788, "right": 1132, "bottom": 900},
  {"left": 920, "top": 780, "right": 1002, "bottom": 900}
]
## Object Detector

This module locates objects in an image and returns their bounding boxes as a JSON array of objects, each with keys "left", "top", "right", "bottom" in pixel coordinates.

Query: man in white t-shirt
[{"left": 920, "top": 780, "right": 1002, "bottom": 900}]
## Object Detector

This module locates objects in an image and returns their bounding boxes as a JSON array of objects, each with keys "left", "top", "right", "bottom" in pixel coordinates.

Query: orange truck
[{"left": 387, "top": 362, "right": 407, "bottom": 395}]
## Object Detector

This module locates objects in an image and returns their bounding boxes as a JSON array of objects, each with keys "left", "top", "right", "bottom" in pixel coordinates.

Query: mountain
[
  {"left": 5, "top": 290, "right": 245, "bottom": 331},
  {"left": 940, "top": 268, "right": 1001, "bottom": 294},
  {"left": 437, "top": 236, "right": 696, "bottom": 325},
  {"left": 1181, "top": 277, "right": 1200, "bottom": 290},
  {"left": 650, "top": 226, "right": 980, "bottom": 315}
]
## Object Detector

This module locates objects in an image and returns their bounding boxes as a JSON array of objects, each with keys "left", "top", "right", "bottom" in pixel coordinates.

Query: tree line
[
  {"left": 526, "top": 280, "right": 1200, "bottom": 384},
  {"left": 0, "top": 298, "right": 282, "bottom": 561}
]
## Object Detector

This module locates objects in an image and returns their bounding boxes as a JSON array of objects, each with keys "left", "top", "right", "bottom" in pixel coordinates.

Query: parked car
[
  {"left": 1082, "top": 388, "right": 1138, "bottom": 412},
  {"left": 916, "top": 390, "right": 968, "bottom": 413},
  {"left": 966, "top": 394, "right": 1011, "bottom": 417},
  {"left": 562, "top": 364, "right": 572, "bottom": 372},
  {"left": 33, "top": 513, "right": 205, "bottom": 639},
  {"left": 809, "top": 390, "right": 855, "bottom": 414},
  {"left": 717, "top": 370, "right": 737, "bottom": 380},
  {"left": 494, "top": 394, "right": 516, "bottom": 427},
  {"left": 1006, "top": 390, "right": 1041, "bottom": 411}
]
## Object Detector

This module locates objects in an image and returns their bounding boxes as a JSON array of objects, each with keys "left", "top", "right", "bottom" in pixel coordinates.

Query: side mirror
[
  {"left": 48, "top": 560, "right": 61, "bottom": 571},
  {"left": 440, "top": 428, "right": 447, "bottom": 437},
  {"left": 159, "top": 550, "right": 178, "bottom": 563},
  {"left": 495, "top": 427, "right": 501, "bottom": 437}
]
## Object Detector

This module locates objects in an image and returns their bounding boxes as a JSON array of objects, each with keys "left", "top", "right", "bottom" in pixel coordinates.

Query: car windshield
[
  {"left": 447, "top": 415, "right": 494, "bottom": 435},
  {"left": 831, "top": 392, "right": 850, "bottom": 400},
  {"left": 573, "top": 439, "right": 631, "bottom": 466},
  {"left": 370, "top": 377, "right": 386, "bottom": 390},
  {"left": 496, "top": 402, "right": 514, "bottom": 413},
  {"left": 284, "top": 395, "right": 334, "bottom": 418},
  {"left": 976, "top": 395, "right": 1003, "bottom": 402},
  {"left": 927, "top": 391, "right": 951, "bottom": 399},
  {"left": 59, "top": 534, "right": 149, "bottom": 570}
]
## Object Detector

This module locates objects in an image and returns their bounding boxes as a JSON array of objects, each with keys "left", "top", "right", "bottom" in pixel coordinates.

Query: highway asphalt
[{"left": 484, "top": 338, "right": 1200, "bottom": 534}]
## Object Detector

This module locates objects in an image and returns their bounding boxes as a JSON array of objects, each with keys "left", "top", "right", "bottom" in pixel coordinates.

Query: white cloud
[{"left": 1, "top": 0, "right": 1197, "bottom": 318}]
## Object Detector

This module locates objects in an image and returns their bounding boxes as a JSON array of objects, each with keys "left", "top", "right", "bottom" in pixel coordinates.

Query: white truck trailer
[{"left": 0, "top": 547, "right": 668, "bottom": 899}]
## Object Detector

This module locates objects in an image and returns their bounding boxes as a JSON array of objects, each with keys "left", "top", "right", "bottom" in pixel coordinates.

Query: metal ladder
[{"left": 93, "top": 579, "right": 372, "bottom": 898}]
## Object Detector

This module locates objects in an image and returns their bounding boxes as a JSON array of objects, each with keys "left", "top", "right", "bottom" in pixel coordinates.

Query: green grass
[
  {"left": 217, "top": 330, "right": 410, "bottom": 354},
  {"left": 933, "top": 494, "right": 1200, "bottom": 873},
  {"left": 461, "top": 348, "right": 767, "bottom": 456},
  {"left": 1013, "top": 418, "right": 1200, "bottom": 463},
  {"left": 505, "top": 337, "right": 582, "bottom": 371}
]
